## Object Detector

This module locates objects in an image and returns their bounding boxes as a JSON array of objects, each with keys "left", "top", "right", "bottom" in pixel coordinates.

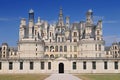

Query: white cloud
[
  {"left": 0, "top": 17, "right": 19, "bottom": 21},
  {"left": 0, "top": 18, "right": 9, "bottom": 21},
  {"left": 103, "top": 35, "right": 120, "bottom": 46}
]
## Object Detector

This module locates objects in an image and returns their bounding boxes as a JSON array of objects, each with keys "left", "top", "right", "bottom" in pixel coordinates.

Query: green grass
[
  {"left": 0, "top": 74, "right": 49, "bottom": 80},
  {"left": 75, "top": 74, "right": 120, "bottom": 80}
]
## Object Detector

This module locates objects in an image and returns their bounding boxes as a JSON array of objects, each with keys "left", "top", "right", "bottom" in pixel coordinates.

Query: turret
[
  {"left": 58, "top": 8, "right": 64, "bottom": 26},
  {"left": 19, "top": 18, "right": 26, "bottom": 40},
  {"left": 86, "top": 9, "right": 93, "bottom": 24},
  {"left": 66, "top": 16, "right": 70, "bottom": 28},
  {"left": 28, "top": 9, "right": 34, "bottom": 38},
  {"left": 95, "top": 20, "right": 103, "bottom": 40},
  {"left": 1, "top": 43, "right": 8, "bottom": 58}
]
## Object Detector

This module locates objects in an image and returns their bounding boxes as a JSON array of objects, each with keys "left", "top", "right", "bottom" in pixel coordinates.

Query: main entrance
[{"left": 59, "top": 63, "right": 64, "bottom": 73}]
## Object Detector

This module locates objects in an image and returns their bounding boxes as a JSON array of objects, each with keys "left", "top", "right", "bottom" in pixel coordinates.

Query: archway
[{"left": 59, "top": 63, "right": 64, "bottom": 73}]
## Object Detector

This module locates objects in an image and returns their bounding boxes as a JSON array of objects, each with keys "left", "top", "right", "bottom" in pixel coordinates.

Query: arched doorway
[{"left": 59, "top": 63, "right": 64, "bottom": 73}]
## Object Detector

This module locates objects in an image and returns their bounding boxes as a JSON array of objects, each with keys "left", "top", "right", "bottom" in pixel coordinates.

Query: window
[
  {"left": 30, "top": 62, "right": 34, "bottom": 70},
  {"left": 50, "top": 32, "right": 51, "bottom": 37},
  {"left": 83, "top": 61, "right": 86, "bottom": 70},
  {"left": 35, "top": 30, "right": 37, "bottom": 35},
  {"left": 97, "top": 37, "right": 100, "bottom": 40},
  {"left": 20, "top": 62, "right": 23, "bottom": 70},
  {"left": 58, "top": 37, "right": 60, "bottom": 42},
  {"left": 3, "top": 47, "right": 5, "bottom": 50},
  {"left": 41, "top": 62, "right": 44, "bottom": 70},
  {"left": 0, "top": 62, "right": 2, "bottom": 70},
  {"left": 64, "top": 46, "right": 67, "bottom": 52},
  {"left": 36, "top": 48, "right": 37, "bottom": 51},
  {"left": 55, "top": 46, "right": 58, "bottom": 52},
  {"left": 73, "top": 62, "right": 76, "bottom": 70},
  {"left": 60, "top": 46, "right": 63, "bottom": 52},
  {"left": 74, "top": 32, "right": 77, "bottom": 37},
  {"left": 48, "top": 62, "right": 51, "bottom": 70},
  {"left": 74, "top": 39, "right": 77, "bottom": 42},
  {"left": 74, "top": 54, "right": 77, "bottom": 58},
  {"left": 115, "top": 46, "right": 117, "bottom": 49},
  {"left": 95, "top": 44, "right": 97, "bottom": 51},
  {"left": 99, "top": 44, "right": 101, "bottom": 51},
  {"left": 70, "top": 46, "right": 72, "bottom": 52},
  {"left": 74, "top": 46, "right": 77, "bottom": 52},
  {"left": 62, "top": 37, "right": 64, "bottom": 42},
  {"left": 104, "top": 61, "right": 107, "bottom": 69},
  {"left": 97, "top": 30, "right": 100, "bottom": 35},
  {"left": 92, "top": 61, "right": 96, "bottom": 69},
  {"left": 9, "top": 62, "right": 13, "bottom": 70},
  {"left": 114, "top": 61, "right": 118, "bottom": 70}
]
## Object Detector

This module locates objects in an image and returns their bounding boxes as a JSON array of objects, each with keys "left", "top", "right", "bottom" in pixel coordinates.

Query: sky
[{"left": 0, "top": 0, "right": 120, "bottom": 46}]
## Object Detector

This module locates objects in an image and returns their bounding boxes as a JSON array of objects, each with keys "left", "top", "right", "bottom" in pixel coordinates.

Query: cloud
[
  {"left": 0, "top": 18, "right": 9, "bottom": 21},
  {"left": 103, "top": 20, "right": 118, "bottom": 23},
  {"left": 93, "top": 16, "right": 104, "bottom": 20},
  {"left": 103, "top": 35, "right": 120, "bottom": 46},
  {"left": 0, "top": 17, "right": 19, "bottom": 22},
  {"left": 48, "top": 20, "right": 57, "bottom": 24}
]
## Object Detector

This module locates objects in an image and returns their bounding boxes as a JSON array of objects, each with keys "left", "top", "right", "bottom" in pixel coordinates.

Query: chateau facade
[{"left": 0, "top": 8, "right": 120, "bottom": 74}]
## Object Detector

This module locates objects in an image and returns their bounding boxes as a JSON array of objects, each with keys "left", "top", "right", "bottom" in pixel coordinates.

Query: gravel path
[{"left": 44, "top": 74, "right": 81, "bottom": 80}]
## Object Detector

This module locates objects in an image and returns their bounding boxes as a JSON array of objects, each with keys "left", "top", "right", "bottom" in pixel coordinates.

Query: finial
[
  {"left": 38, "top": 17, "right": 40, "bottom": 23},
  {"left": 29, "top": 9, "right": 34, "bottom": 13},
  {"left": 88, "top": 9, "right": 92, "bottom": 13},
  {"left": 59, "top": 7, "right": 63, "bottom": 15}
]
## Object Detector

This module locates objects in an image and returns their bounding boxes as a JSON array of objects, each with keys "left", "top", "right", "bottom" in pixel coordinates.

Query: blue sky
[{"left": 0, "top": 0, "right": 120, "bottom": 46}]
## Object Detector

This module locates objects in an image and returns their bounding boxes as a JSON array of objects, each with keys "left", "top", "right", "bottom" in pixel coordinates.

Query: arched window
[
  {"left": 64, "top": 46, "right": 67, "bottom": 52},
  {"left": 97, "top": 30, "right": 100, "bottom": 35},
  {"left": 115, "top": 46, "right": 117, "bottom": 50},
  {"left": 60, "top": 46, "right": 63, "bottom": 52},
  {"left": 50, "top": 54, "right": 54, "bottom": 58},
  {"left": 74, "top": 32, "right": 77, "bottom": 37},
  {"left": 44, "top": 54, "right": 49, "bottom": 58},
  {"left": 55, "top": 46, "right": 58, "bottom": 52},
  {"left": 50, "top": 46, "right": 54, "bottom": 52}
]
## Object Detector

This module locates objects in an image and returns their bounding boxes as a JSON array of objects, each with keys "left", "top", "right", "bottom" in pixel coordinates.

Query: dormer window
[{"left": 73, "top": 32, "right": 77, "bottom": 37}]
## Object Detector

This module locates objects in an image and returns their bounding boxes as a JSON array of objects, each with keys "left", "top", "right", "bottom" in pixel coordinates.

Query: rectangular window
[
  {"left": 58, "top": 37, "right": 60, "bottom": 42},
  {"left": 74, "top": 46, "right": 77, "bottom": 52},
  {"left": 30, "top": 62, "right": 34, "bottom": 70},
  {"left": 0, "top": 62, "right": 2, "bottom": 70},
  {"left": 104, "top": 61, "right": 107, "bottom": 69},
  {"left": 114, "top": 61, "right": 118, "bottom": 70},
  {"left": 73, "top": 62, "right": 76, "bottom": 70},
  {"left": 50, "top": 32, "right": 51, "bottom": 37},
  {"left": 92, "top": 61, "right": 96, "bottom": 69},
  {"left": 83, "top": 61, "right": 86, "bottom": 70},
  {"left": 48, "top": 62, "right": 51, "bottom": 70},
  {"left": 9, "top": 62, "right": 13, "bottom": 70},
  {"left": 95, "top": 44, "right": 97, "bottom": 51},
  {"left": 70, "top": 46, "right": 72, "bottom": 52},
  {"left": 20, "top": 62, "right": 23, "bottom": 70},
  {"left": 41, "top": 62, "right": 44, "bottom": 70},
  {"left": 64, "top": 46, "right": 67, "bottom": 52},
  {"left": 74, "top": 32, "right": 77, "bottom": 37},
  {"left": 99, "top": 44, "right": 101, "bottom": 51},
  {"left": 62, "top": 37, "right": 64, "bottom": 42}
]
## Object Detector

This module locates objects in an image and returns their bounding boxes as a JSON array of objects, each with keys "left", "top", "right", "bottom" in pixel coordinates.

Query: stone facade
[{"left": 0, "top": 8, "right": 120, "bottom": 74}]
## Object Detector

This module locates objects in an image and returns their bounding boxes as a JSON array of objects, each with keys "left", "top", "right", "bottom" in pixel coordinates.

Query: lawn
[
  {"left": 0, "top": 74, "right": 49, "bottom": 80},
  {"left": 75, "top": 74, "right": 120, "bottom": 80}
]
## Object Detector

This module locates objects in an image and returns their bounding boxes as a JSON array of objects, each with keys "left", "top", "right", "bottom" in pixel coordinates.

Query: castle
[{"left": 0, "top": 8, "right": 120, "bottom": 73}]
